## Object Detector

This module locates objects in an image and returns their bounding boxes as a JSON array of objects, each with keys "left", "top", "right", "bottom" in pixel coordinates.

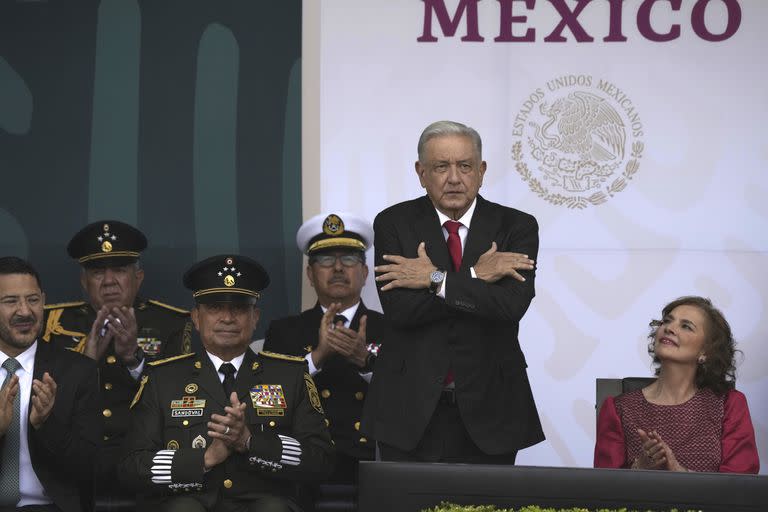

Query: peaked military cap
[
  {"left": 183, "top": 254, "right": 269, "bottom": 305},
  {"left": 67, "top": 220, "right": 147, "bottom": 268},
  {"left": 296, "top": 212, "right": 373, "bottom": 256}
]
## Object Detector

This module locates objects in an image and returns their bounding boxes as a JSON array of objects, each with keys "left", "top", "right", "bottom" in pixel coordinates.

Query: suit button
[
  {"left": 104, "top": 382, "right": 113, "bottom": 390},
  {"left": 183, "top": 420, "right": 189, "bottom": 426},
  {"left": 354, "top": 421, "right": 360, "bottom": 431},
  {"left": 269, "top": 421, "right": 276, "bottom": 427},
  {"left": 106, "top": 355, "right": 117, "bottom": 364},
  {"left": 359, "top": 437, "right": 368, "bottom": 444},
  {"left": 355, "top": 391, "right": 364, "bottom": 401},
  {"left": 223, "top": 479, "right": 233, "bottom": 489},
  {"left": 102, "top": 409, "right": 112, "bottom": 418},
  {"left": 321, "top": 389, "right": 331, "bottom": 399}
]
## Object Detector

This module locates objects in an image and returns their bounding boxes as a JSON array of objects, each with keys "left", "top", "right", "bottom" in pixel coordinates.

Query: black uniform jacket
[
  {"left": 362, "top": 194, "right": 545, "bottom": 454},
  {"left": 118, "top": 349, "right": 335, "bottom": 509},
  {"left": 10, "top": 341, "right": 101, "bottom": 512},
  {"left": 264, "top": 302, "right": 387, "bottom": 460},
  {"left": 42, "top": 298, "right": 192, "bottom": 444}
]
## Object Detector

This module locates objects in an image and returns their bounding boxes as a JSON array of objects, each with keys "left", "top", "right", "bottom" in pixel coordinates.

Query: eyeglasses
[{"left": 311, "top": 254, "right": 363, "bottom": 268}]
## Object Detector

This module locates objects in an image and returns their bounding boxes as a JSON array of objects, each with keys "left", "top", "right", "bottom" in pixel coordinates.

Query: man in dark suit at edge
[
  {"left": 363, "top": 120, "right": 544, "bottom": 463},
  {"left": 0, "top": 256, "right": 100, "bottom": 512}
]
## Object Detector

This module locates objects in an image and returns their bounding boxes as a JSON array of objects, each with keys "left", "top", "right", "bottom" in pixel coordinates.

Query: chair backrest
[{"left": 595, "top": 377, "right": 656, "bottom": 420}]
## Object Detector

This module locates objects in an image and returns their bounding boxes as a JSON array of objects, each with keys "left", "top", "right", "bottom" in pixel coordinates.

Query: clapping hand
[
  {"left": 0, "top": 374, "right": 19, "bottom": 436},
  {"left": 635, "top": 429, "right": 687, "bottom": 471},
  {"left": 30, "top": 372, "right": 57, "bottom": 429}
]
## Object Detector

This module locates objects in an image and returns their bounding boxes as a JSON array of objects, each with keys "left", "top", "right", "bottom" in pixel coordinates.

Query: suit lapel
[
  {"left": 32, "top": 340, "right": 55, "bottom": 382},
  {"left": 463, "top": 196, "right": 499, "bottom": 270},
  {"left": 415, "top": 195, "right": 453, "bottom": 271},
  {"left": 302, "top": 305, "right": 323, "bottom": 350}
]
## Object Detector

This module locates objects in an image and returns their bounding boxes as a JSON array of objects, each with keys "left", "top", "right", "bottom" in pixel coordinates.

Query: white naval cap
[{"left": 296, "top": 212, "right": 373, "bottom": 256}]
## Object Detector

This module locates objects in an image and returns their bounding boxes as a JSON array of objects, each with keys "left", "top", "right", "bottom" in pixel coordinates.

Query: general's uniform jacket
[
  {"left": 264, "top": 302, "right": 387, "bottom": 461},
  {"left": 118, "top": 349, "right": 335, "bottom": 508},
  {"left": 42, "top": 298, "right": 193, "bottom": 445}
]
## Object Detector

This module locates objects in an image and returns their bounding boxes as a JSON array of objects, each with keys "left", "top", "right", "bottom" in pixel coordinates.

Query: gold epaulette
[
  {"left": 148, "top": 353, "right": 195, "bottom": 367},
  {"left": 44, "top": 301, "right": 86, "bottom": 311},
  {"left": 147, "top": 299, "right": 189, "bottom": 315},
  {"left": 260, "top": 350, "right": 306, "bottom": 363},
  {"left": 130, "top": 375, "right": 149, "bottom": 409}
]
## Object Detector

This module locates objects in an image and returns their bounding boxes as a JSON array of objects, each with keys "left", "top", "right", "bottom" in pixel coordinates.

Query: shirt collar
[
  {"left": 0, "top": 340, "right": 37, "bottom": 375},
  {"left": 320, "top": 302, "right": 360, "bottom": 324},
  {"left": 206, "top": 350, "right": 245, "bottom": 374},
  {"left": 435, "top": 197, "right": 477, "bottom": 229}
]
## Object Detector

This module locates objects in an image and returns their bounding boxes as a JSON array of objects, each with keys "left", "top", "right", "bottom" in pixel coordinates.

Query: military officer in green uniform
[
  {"left": 119, "top": 254, "right": 335, "bottom": 512},
  {"left": 41, "top": 220, "right": 192, "bottom": 499}
]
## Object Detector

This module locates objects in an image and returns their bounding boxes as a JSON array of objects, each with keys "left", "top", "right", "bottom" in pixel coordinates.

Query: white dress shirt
[
  {"left": 0, "top": 341, "right": 51, "bottom": 507},
  {"left": 434, "top": 197, "right": 479, "bottom": 297},
  {"left": 206, "top": 351, "right": 246, "bottom": 383}
]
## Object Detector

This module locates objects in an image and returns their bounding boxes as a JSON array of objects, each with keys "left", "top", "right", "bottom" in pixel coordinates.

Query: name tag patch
[
  {"left": 171, "top": 396, "right": 206, "bottom": 417},
  {"left": 250, "top": 385, "right": 287, "bottom": 416}
]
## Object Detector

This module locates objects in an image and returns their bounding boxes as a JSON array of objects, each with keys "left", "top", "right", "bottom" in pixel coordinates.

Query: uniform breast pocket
[{"left": 164, "top": 412, "right": 208, "bottom": 450}]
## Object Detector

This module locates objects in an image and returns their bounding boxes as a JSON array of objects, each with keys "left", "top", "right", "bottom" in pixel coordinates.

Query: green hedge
[{"left": 421, "top": 503, "right": 698, "bottom": 512}]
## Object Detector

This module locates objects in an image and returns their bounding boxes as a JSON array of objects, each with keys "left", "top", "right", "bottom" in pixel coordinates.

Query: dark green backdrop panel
[{"left": 0, "top": 0, "right": 302, "bottom": 337}]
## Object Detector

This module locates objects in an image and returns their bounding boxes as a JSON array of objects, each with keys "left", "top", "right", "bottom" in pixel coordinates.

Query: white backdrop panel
[{"left": 312, "top": 0, "right": 768, "bottom": 472}]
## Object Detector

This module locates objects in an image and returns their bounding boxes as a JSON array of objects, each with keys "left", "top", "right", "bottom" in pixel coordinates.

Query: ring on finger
[{"left": 224, "top": 426, "right": 230, "bottom": 435}]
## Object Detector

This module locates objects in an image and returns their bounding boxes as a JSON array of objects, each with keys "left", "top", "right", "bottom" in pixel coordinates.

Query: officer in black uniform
[
  {"left": 119, "top": 254, "right": 334, "bottom": 512},
  {"left": 264, "top": 213, "right": 387, "bottom": 487},
  {"left": 41, "top": 220, "right": 192, "bottom": 499}
]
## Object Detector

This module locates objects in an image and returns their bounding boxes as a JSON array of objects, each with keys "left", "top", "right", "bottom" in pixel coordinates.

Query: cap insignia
[
  {"left": 323, "top": 214, "right": 344, "bottom": 236},
  {"left": 98, "top": 224, "right": 118, "bottom": 252}
]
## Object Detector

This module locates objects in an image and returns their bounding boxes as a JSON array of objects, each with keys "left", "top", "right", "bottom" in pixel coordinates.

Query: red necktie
[
  {"left": 443, "top": 220, "right": 463, "bottom": 272},
  {"left": 442, "top": 220, "right": 463, "bottom": 386}
]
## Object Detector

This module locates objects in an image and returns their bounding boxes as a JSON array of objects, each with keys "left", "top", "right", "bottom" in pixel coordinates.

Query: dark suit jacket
[
  {"left": 362, "top": 194, "right": 545, "bottom": 454},
  {"left": 264, "top": 302, "right": 388, "bottom": 461},
  {"left": 118, "top": 349, "right": 334, "bottom": 509},
  {"left": 8, "top": 341, "right": 101, "bottom": 512}
]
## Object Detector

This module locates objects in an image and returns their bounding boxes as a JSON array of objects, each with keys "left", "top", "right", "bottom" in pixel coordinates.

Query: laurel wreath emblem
[{"left": 512, "top": 140, "right": 644, "bottom": 209}]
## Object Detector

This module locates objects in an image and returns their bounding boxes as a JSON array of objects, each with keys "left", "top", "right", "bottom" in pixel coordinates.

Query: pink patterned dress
[{"left": 594, "top": 387, "right": 759, "bottom": 473}]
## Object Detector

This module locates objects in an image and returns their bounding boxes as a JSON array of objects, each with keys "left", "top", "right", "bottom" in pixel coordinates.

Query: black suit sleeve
[
  {"left": 444, "top": 214, "right": 538, "bottom": 322},
  {"left": 30, "top": 357, "right": 101, "bottom": 478},
  {"left": 373, "top": 212, "right": 452, "bottom": 328}
]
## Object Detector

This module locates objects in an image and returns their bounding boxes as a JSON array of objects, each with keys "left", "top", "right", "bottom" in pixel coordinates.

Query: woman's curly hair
[{"left": 647, "top": 296, "right": 738, "bottom": 394}]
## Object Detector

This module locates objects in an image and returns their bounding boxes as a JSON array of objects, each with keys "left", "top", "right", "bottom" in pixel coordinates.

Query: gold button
[
  {"left": 106, "top": 355, "right": 116, "bottom": 364},
  {"left": 269, "top": 420, "right": 276, "bottom": 427},
  {"left": 183, "top": 420, "right": 189, "bottom": 426},
  {"left": 325, "top": 418, "right": 330, "bottom": 427},
  {"left": 355, "top": 391, "right": 364, "bottom": 401},
  {"left": 354, "top": 421, "right": 360, "bottom": 431},
  {"left": 359, "top": 436, "right": 367, "bottom": 444},
  {"left": 223, "top": 479, "right": 233, "bottom": 489},
  {"left": 104, "top": 382, "right": 113, "bottom": 390},
  {"left": 321, "top": 389, "right": 331, "bottom": 399},
  {"left": 102, "top": 409, "right": 112, "bottom": 418}
]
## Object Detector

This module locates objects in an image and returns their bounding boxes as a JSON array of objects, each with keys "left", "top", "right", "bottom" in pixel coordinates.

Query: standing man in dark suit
[
  {"left": 0, "top": 256, "right": 100, "bottom": 512},
  {"left": 41, "top": 220, "right": 192, "bottom": 501},
  {"left": 119, "top": 254, "right": 334, "bottom": 511},
  {"left": 264, "top": 212, "right": 386, "bottom": 486},
  {"left": 363, "top": 120, "right": 544, "bottom": 463}
]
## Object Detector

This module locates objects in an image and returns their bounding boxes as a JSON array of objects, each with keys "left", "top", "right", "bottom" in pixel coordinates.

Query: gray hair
[{"left": 417, "top": 120, "right": 483, "bottom": 163}]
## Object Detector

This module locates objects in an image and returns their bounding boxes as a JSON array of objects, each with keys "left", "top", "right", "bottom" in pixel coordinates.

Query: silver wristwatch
[{"left": 429, "top": 269, "right": 446, "bottom": 294}]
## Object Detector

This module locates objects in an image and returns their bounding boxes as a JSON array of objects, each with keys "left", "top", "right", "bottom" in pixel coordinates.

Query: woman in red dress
[{"left": 594, "top": 296, "right": 759, "bottom": 473}]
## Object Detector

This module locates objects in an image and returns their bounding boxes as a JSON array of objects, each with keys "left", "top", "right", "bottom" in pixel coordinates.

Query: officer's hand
[
  {"left": 0, "top": 374, "right": 19, "bottom": 437},
  {"left": 313, "top": 303, "right": 343, "bottom": 368},
  {"left": 209, "top": 392, "right": 251, "bottom": 453},
  {"left": 203, "top": 439, "right": 231, "bottom": 470},
  {"left": 326, "top": 314, "right": 368, "bottom": 368},
  {"left": 108, "top": 307, "right": 140, "bottom": 367},
  {"left": 83, "top": 306, "right": 114, "bottom": 361},
  {"left": 375, "top": 242, "right": 436, "bottom": 291},
  {"left": 29, "top": 372, "right": 57, "bottom": 430},
  {"left": 473, "top": 242, "right": 534, "bottom": 283}
]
